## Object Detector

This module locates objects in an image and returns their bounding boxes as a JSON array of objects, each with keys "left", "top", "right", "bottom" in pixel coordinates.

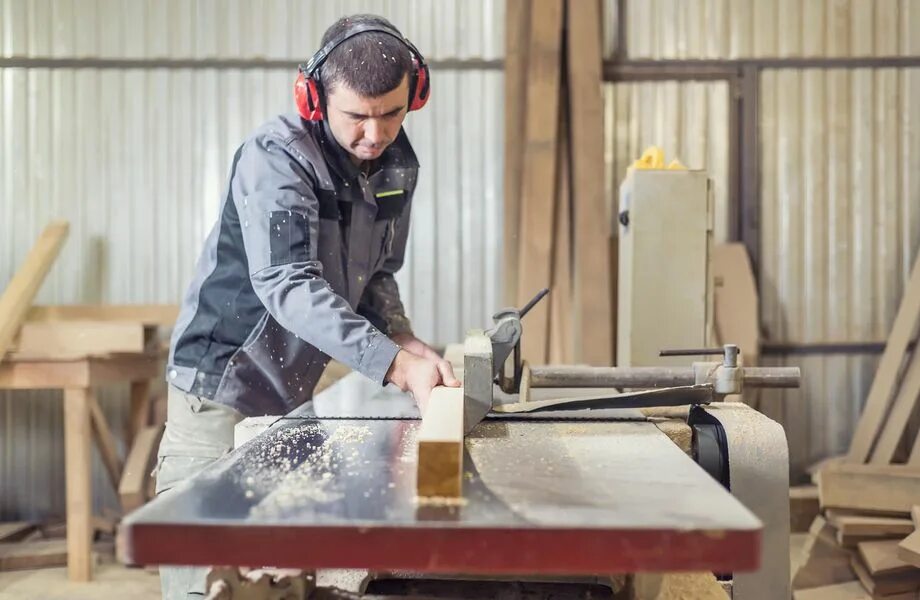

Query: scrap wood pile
[
  {"left": 793, "top": 253, "right": 920, "bottom": 598},
  {"left": 0, "top": 519, "right": 116, "bottom": 573}
]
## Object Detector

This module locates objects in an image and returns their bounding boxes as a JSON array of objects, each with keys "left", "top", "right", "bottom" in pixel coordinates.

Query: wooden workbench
[{"left": 0, "top": 352, "right": 161, "bottom": 582}]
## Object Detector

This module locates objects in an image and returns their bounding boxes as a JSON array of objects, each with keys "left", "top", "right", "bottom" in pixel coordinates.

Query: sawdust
[
  {"left": 413, "top": 495, "right": 469, "bottom": 508},
  {"left": 243, "top": 423, "right": 375, "bottom": 519}
]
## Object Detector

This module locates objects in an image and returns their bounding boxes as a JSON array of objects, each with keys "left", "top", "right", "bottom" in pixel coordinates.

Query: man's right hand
[{"left": 386, "top": 350, "right": 449, "bottom": 414}]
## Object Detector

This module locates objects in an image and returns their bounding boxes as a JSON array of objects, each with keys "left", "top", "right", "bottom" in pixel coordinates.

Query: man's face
[{"left": 325, "top": 75, "right": 409, "bottom": 164}]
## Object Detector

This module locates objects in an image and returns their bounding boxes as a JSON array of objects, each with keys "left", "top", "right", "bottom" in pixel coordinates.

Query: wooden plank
[
  {"left": 0, "top": 522, "right": 36, "bottom": 543},
  {"left": 794, "top": 580, "right": 912, "bottom": 600},
  {"left": 119, "top": 425, "right": 164, "bottom": 512},
  {"left": 549, "top": 92, "right": 573, "bottom": 365},
  {"left": 851, "top": 555, "right": 920, "bottom": 596},
  {"left": 516, "top": 0, "right": 564, "bottom": 365},
  {"left": 826, "top": 513, "right": 915, "bottom": 538},
  {"left": 566, "top": 0, "right": 612, "bottom": 367},
  {"left": 416, "top": 386, "right": 464, "bottom": 498},
  {"left": 711, "top": 243, "right": 760, "bottom": 399},
  {"left": 128, "top": 379, "right": 152, "bottom": 447},
  {"left": 849, "top": 253, "right": 920, "bottom": 463},
  {"left": 9, "top": 320, "right": 150, "bottom": 359},
  {"left": 819, "top": 463, "right": 920, "bottom": 514},
  {"left": 858, "top": 539, "right": 917, "bottom": 576},
  {"left": 91, "top": 515, "right": 117, "bottom": 537},
  {"left": 909, "top": 422, "right": 920, "bottom": 467},
  {"left": 0, "top": 221, "right": 70, "bottom": 363},
  {"left": 898, "top": 530, "right": 920, "bottom": 568},
  {"left": 26, "top": 304, "right": 179, "bottom": 325},
  {"left": 88, "top": 394, "right": 123, "bottom": 492},
  {"left": 0, "top": 359, "right": 90, "bottom": 389},
  {"left": 872, "top": 343, "right": 920, "bottom": 464},
  {"left": 790, "top": 485, "right": 821, "bottom": 533},
  {"left": 503, "top": 0, "right": 530, "bottom": 307},
  {"left": 0, "top": 354, "right": 159, "bottom": 390},
  {"left": 900, "top": 508, "right": 920, "bottom": 569},
  {"left": 810, "top": 455, "right": 845, "bottom": 485},
  {"left": 86, "top": 354, "right": 161, "bottom": 385},
  {"left": 0, "top": 539, "right": 68, "bottom": 571},
  {"left": 63, "top": 387, "right": 93, "bottom": 581},
  {"left": 792, "top": 515, "right": 857, "bottom": 591}
]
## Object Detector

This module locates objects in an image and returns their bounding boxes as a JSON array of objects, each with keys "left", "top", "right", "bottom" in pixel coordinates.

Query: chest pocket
[{"left": 371, "top": 188, "right": 408, "bottom": 272}]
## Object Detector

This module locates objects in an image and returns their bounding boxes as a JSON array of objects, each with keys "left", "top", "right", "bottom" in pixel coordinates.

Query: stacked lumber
[
  {"left": 504, "top": 0, "right": 612, "bottom": 368},
  {"left": 795, "top": 253, "right": 920, "bottom": 598},
  {"left": 0, "top": 519, "right": 114, "bottom": 572}
]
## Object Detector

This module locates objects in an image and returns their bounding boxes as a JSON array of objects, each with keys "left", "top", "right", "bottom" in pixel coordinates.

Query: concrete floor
[{"left": 0, "top": 561, "right": 161, "bottom": 600}]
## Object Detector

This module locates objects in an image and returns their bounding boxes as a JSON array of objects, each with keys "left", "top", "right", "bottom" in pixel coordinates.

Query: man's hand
[
  {"left": 391, "top": 332, "right": 461, "bottom": 387},
  {"left": 386, "top": 349, "right": 458, "bottom": 414}
]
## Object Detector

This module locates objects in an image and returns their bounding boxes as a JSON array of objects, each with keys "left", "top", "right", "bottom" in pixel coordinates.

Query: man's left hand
[{"left": 391, "top": 333, "right": 461, "bottom": 387}]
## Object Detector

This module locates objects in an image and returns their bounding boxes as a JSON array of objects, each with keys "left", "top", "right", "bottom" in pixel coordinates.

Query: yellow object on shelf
[{"left": 630, "top": 146, "right": 687, "bottom": 171}]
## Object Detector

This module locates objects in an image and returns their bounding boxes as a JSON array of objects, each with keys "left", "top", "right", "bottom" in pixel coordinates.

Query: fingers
[{"left": 437, "top": 360, "right": 461, "bottom": 387}]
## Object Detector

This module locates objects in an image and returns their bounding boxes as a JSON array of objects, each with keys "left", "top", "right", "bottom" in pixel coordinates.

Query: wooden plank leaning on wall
[
  {"left": 516, "top": 0, "right": 564, "bottom": 365},
  {"left": 0, "top": 221, "right": 70, "bottom": 362},
  {"left": 566, "top": 0, "right": 612, "bottom": 366}
]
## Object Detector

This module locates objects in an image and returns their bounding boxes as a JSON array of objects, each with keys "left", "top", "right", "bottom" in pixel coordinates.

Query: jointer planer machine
[{"left": 122, "top": 292, "right": 801, "bottom": 599}]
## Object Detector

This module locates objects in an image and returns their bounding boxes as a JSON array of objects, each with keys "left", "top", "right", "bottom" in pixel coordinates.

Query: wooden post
[
  {"left": 128, "top": 379, "right": 152, "bottom": 447},
  {"left": 63, "top": 387, "right": 93, "bottom": 582}
]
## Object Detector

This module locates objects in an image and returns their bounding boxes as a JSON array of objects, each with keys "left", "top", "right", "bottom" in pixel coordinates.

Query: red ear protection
[
  {"left": 294, "top": 69, "right": 324, "bottom": 121},
  {"left": 294, "top": 24, "right": 430, "bottom": 121}
]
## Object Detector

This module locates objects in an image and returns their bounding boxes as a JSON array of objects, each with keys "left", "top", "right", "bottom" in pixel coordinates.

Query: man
[{"left": 157, "top": 15, "right": 459, "bottom": 598}]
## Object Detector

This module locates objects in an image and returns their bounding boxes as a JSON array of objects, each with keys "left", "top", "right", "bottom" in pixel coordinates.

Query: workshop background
[{"left": 0, "top": 0, "right": 919, "bottom": 529}]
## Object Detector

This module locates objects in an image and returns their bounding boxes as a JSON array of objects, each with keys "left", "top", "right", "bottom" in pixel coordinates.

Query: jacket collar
[{"left": 319, "top": 120, "right": 419, "bottom": 193}]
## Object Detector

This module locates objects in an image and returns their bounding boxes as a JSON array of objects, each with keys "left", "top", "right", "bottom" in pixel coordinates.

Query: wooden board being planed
[{"left": 416, "top": 387, "right": 464, "bottom": 498}]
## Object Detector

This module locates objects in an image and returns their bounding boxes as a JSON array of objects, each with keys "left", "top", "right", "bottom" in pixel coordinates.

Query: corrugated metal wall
[
  {"left": 759, "top": 67, "right": 920, "bottom": 476},
  {"left": 0, "top": 0, "right": 504, "bottom": 520},
  {"left": 607, "top": 0, "right": 920, "bottom": 59}
]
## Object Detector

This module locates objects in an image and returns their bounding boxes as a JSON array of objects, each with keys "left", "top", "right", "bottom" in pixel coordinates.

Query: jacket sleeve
[
  {"left": 357, "top": 186, "right": 414, "bottom": 337},
  {"left": 232, "top": 134, "right": 400, "bottom": 385}
]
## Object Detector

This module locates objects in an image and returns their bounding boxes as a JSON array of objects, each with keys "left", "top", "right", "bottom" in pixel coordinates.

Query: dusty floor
[{"left": 0, "top": 560, "right": 161, "bottom": 600}]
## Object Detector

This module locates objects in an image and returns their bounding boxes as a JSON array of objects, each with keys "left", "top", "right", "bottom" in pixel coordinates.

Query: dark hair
[{"left": 319, "top": 15, "right": 413, "bottom": 98}]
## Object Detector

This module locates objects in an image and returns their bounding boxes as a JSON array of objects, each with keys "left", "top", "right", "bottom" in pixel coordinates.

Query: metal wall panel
[
  {"left": 759, "top": 68, "right": 920, "bottom": 478},
  {"left": 0, "top": 0, "right": 504, "bottom": 61},
  {"left": 603, "top": 0, "right": 920, "bottom": 59},
  {"left": 604, "top": 81, "right": 731, "bottom": 242},
  {"left": 0, "top": 3, "right": 503, "bottom": 521}
]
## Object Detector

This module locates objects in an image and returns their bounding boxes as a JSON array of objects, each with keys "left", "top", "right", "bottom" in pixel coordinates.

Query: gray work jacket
[{"left": 166, "top": 114, "right": 417, "bottom": 416}]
